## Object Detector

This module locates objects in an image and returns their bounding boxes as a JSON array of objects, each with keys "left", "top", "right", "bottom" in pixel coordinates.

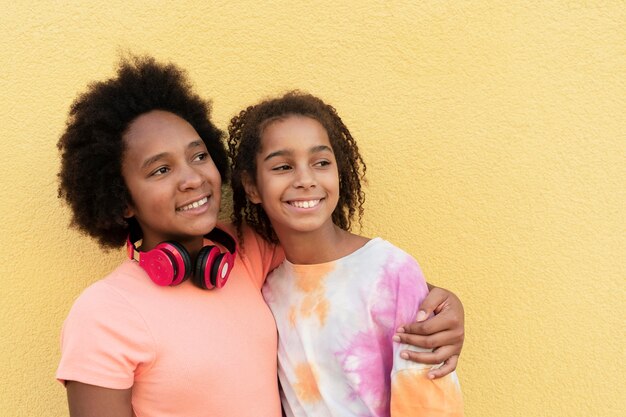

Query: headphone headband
[{"left": 204, "top": 228, "right": 237, "bottom": 254}]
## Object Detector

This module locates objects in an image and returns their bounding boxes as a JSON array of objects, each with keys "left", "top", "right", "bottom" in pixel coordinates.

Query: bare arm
[
  {"left": 66, "top": 381, "right": 133, "bottom": 417},
  {"left": 394, "top": 284, "right": 465, "bottom": 379}
]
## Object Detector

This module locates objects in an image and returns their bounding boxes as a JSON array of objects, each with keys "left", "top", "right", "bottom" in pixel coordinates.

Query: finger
[
  {"left": 398, "top": 314, "right": 453, "bottom": 336},
  {"left": 418, "top": 287, "right": 449, "bottom": 318},
  {"left": 400, "top": 345, "right": 459, "bottom": 365},
  {"left": 395, "top": 330, "right": 463, "bottom": 351},
  {"left": 428, "top": 355, "right": 459, "bottom": 379},
  {"left": 393, "top": 333, "right": 430, "bottom": 348}
]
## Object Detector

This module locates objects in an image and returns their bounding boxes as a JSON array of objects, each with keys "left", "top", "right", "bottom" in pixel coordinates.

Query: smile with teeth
[
  {"left": 288, "top": 199, "right": 321, "bottom": 209},
  {"left": 177, "top": 196, "right": 208, "bottom": 211}
]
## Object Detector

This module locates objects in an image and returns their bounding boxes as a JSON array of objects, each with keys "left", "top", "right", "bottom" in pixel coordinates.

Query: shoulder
[
  {"left": 216, "top": 222, "right": 270, "bottom": 256},
  {"left": 362, "top": 239, "right": 427, "bottom": 289},
  {"left": 71, "top": 262, "right": 136, "bottom": 308},
  {"left": 58, "top": 263, "right": 157, "bottom": 389},
  {"left": 216, "top": 222, "right": 285, "bottom": 288},
  {"left": 355, "top": 238, "right": 420, "bottom": 269},
  {"left": 61, "top": 261, "right": 156, "bottom": 346},
  {"left": 371, "top": 238, "right": 414, "bottom": 258},
  {"left": 63, "top": 261, "right": 151, "bottom": 332}
]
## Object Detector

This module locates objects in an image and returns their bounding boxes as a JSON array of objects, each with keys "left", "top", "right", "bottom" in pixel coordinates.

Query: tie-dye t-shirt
[{"left": 262, "top": 238, "right": 464, "bottom": 417}]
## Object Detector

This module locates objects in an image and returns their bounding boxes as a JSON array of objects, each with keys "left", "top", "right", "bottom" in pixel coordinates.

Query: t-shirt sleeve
[
  {"left": 56, "top": 281, "right": 156, "bottom": 389},
  {"left": 235, "top": 223, "right": 285, "bottom": 289},
  {"left": 387, "top": 255, "right": 464, "bottom": 416}
]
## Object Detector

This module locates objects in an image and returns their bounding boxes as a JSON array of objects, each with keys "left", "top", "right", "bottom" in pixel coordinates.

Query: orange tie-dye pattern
[
  {"left": 293, "top": 264, "right": 334, "bottom": 292},
  {"left": 294, "top": 362, "right": 322, "bottom": 404},
  {"left": 314, "top": 298, "right": 328, "bottom": 324},
  {"left": 390, "top": 370, "right": 464, "bottom": 417},
  {"left": 292, "top": 264, "right": 334, "bottom": 326},
  {"left": 298, "top": 296, "right": 329, "bottom": 324},
  {"left": 288, "top": 306, "right": 297, "bottom": 327},
  {"left": 300, "top": 296, "right": 316, "bottom": 317},
  {"left": 264, "top": 239, "right": 464, "bottom": 416}
]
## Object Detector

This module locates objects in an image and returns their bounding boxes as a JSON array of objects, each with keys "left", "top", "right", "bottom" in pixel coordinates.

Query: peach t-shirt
[{"left": 57, "top": 225, "right": 284, "bottom": 417}]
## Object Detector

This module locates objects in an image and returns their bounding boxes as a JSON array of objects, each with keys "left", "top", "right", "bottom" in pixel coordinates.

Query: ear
[
  {"left": 241, "top": 172, "right": 261, "bottom": 204},
  {"left": 123, "top": 204, "right": 135, "bottom": 219}
]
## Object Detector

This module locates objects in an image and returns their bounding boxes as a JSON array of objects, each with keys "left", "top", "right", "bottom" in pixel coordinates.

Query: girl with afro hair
[{"left": 56, "top": 56, "right": 465, "bottom": 417}]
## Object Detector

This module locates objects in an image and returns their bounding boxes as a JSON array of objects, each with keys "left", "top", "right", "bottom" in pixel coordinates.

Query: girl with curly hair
[
  {"left": 56, "top": 56, "right": 464, "bottom": 417},
  {"left": 229, "top": 91, "right": 464, "bottom": 416}
]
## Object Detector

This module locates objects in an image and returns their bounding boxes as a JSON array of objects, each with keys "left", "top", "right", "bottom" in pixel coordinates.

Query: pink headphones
[{"left": 126, "top": 228, "right": 237, "bottom": 290}]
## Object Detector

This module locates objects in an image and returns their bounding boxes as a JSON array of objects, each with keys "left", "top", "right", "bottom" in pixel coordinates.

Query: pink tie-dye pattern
[
  {"left": 264, "top": 239, "right": 458, "bottom": 416},
  {"left": 335, "top": 328, "right": 390, "bottom": 416},
  {"left": 334, "top": 256, "right": 426, "bottom": 417}
]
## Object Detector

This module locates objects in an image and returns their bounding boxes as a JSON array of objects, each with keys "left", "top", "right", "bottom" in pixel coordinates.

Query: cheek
[
  {"left": 253, "top": 172, "right": 271, "bottom": 196},
  {"left": 258, "top": 186, "right": 282, "bottom": 211},
  {"left": 325, "top": 170, "right": 341, "bottom": 190},
  {"left": 134, "top": 196, "right": 160, "bottom": 218},
  {"left": 132, "top": 182, "right": 171, "bottom": 211},
  {"left": 256, "top": 182, "right": 273, "bottom": 204},
  {"left": 211, "top": 162, "right": 222, "bottom": 182},
  {"left": 207, "top": 165, "right": 223, "bottom": 190}
]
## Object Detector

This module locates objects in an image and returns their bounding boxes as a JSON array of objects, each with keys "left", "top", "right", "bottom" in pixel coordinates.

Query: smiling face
[
  {"left": 122, "top": 110, "right": 222, "bottom": 251},
  {"left": 244, "top": 115, "right": 340, "bottom": 240}
]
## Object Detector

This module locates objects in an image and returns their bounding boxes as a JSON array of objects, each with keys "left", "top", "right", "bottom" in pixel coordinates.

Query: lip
[
  {"left": 284, "top": 198, "right": 325, "bottom": 210},
  {"left": 176, "top": 195, "right": 210, "bottom": 212}
]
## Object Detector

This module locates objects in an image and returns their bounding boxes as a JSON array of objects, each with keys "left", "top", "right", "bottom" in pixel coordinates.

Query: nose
[
  {"left": 293, "top": 166, "right": 316, "bottom": 189},
  {"left": 178, "top": 163, "right": 204, "bottom": 190}
]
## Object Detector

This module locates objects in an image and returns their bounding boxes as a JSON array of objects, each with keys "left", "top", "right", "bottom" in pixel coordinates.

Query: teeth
[
  {"left": 178, "top": 197, "right": 208, "bottom": 211},
  {"left": 290, "top": 199, "right": 320, "bottom": 209}
]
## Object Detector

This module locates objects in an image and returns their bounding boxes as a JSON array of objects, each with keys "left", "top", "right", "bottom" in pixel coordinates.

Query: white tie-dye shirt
[{"left": 262, "top": 238, "right": 464, "bottom": 417}]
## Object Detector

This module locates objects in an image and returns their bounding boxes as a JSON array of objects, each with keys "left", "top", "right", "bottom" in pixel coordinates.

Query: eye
[
  {"left": 271, "top": 164, "right": 292, "bottom": 171},
  {"left": 151, "top": 166, "right": 170, "bottom": 176},
  {"left": 314, "top": 160, "right": 331, "bottom": 167},
  {"left": 193, "top": 152, "right": 210, "bottom": 162}
]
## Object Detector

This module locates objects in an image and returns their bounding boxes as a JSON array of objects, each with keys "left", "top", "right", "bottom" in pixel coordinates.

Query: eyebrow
[
  {"left": 263, "top": 145, "right": 333, "bottom": 162},
  {"left": 141, "top": 139, "right": 205, "bottom": 169}
]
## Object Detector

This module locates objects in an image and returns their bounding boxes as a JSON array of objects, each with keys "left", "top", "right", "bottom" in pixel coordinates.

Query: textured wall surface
[{"left": 1, "top": 1, "right": 624, "bottom": 416}]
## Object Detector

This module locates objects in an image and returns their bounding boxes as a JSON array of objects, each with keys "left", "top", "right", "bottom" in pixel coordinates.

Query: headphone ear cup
[
  {"left": 211, "top": 252, "right": 234, "bottom": 289},
  {"left": 139, "top": 247, "right": 178, "bottom": 286},
  {"left": 157, "top": 241, "right": 192, "bottom": 285},
  {"left": 193, "top": 245, "right": 220, "bottom": 289}
]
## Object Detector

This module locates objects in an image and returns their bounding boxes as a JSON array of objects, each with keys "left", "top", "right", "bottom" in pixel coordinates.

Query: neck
[
  {"left": 275, "top": 224, "right": 369, "bottom": 265},
  {"left": 140, "top": 236, "right": 205, "bottom": 261}
]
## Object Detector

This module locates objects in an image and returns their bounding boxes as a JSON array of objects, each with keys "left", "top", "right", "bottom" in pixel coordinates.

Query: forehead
[
  {"left": 124, "top": 110, "right": 199, "bottom": 145},
  {"left": 121, "top": 110, "right": 207, "bottom": 173},
  {"left": 260, "top": 115, "right": 330, "bottom": 150}
]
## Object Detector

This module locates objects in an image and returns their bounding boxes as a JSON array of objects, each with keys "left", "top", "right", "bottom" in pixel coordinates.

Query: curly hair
[
  {"left": 228, "top": 91, "right": 366, "bottom": 244},
  {"left": 57, "top": 55, "right": 227, "bottom": 249}
]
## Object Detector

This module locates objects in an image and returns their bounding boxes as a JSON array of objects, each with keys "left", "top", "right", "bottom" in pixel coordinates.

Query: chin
[
  {"left": 290, "top": 224, "right": 327, "bottom": 234},
  {"left": 189, "top": 220, "right": 219, "bottom": 237}
]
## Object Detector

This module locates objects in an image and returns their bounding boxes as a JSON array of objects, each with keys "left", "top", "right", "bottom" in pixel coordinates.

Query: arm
[
  {"left": 57, "top": 281, "right": 153, "bottom": 416},
  {"left": 394, "top": 284, "right": 465, "bottom": 379},
  {"left": 389, "top": 261, "right": 464, "bottom": 415},
  {"left": 66, "top": 382, "right": 132, "bottom": 417}
]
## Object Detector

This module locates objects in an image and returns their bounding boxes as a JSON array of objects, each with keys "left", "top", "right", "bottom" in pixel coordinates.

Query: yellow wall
[{"left": 1, "top": 1, "right": 624, "bottom": 416}]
